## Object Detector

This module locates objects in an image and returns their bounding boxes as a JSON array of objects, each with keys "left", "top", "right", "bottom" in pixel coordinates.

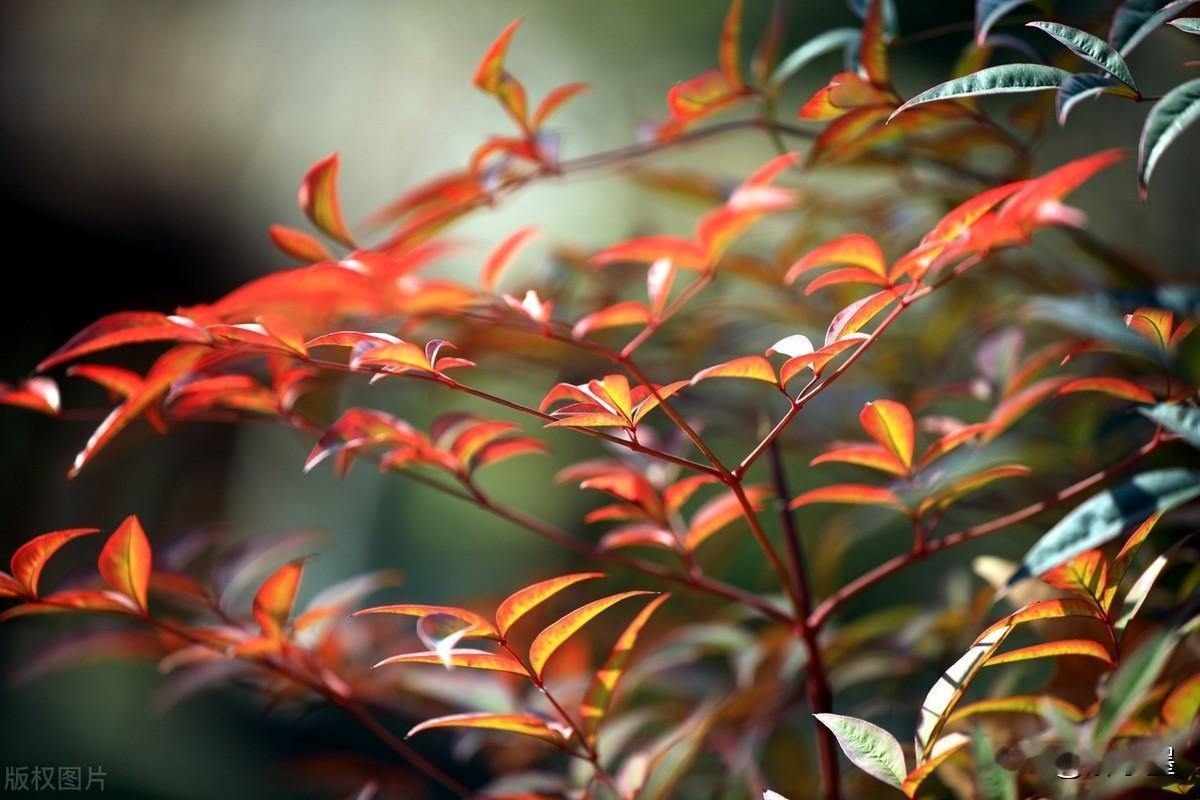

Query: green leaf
[
  {"left": 890, "top": 65, "right": 1070, "bottom": 121},
  {"left": 768, "top": 28, "right": 861, "bottom": 90},
  {"left": 976, "top": 0, "right": 1035, "bottom": 44},
  {"left": 1140, "top": 403, "right": 1200, "bottom": 449},
  {"left": 1114, "top": 531, "right": 1199, "bottom": 636},
  {"left": 1138, "top": 77, "right": 1200, "bottom": 195},
  {"left": 1027, "top": 22, "right": 1138, "bottom": 91},
  {"left": 1090, "top": 627, "right": 1179, "bottom": 748},
  {"left": 1170, "top": 17, "right": 1200, "bottom": 32},
  {"left": 1056, "top": 73, "right": 1138, "bottom": 124},
  {"left": 1005, "top": 468, "right": 1200, "bottom": 589},
  {"left": 814, "top": 713, "right": 907, "bottom": 791},
  {"left": 1110, "top": 0, "right": 1200, "bottom": 55},
  {"left": 972, "top": 728, "right": 1017, "bottom": 800}
]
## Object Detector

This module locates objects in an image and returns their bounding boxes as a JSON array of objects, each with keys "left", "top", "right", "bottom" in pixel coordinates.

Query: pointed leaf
[
  {"left": 375, "top": 649, "right": 527, "bottom": 676},
  {"left": 38, "top": 312, "right": 210, "bottom": 372},
  {"left": 528, "top": 591, "right": 654, "bottom": 678},
  {"left": 1059, "top": 377, "right": 1155, "bottom": 404},
  {"left": 1138, "top": 77, "right": 1200, "bottom": 195},
  {"left": 860, "top": 400, "right": 914, "bottom": 470},
  {"left": 98, "top": 516, "right": 152, "bottom": 615},
  {"left": 974, "top": 598, "right": 1104, "bottom": 645},
  {"left": 572, "top": 302, "right": 652, "bottom": 338},
  {"left": 915, "top": 625, "right": 1011, "bottom": 761},
  {"left": 580, "top": 593, "right": 669, "bottom": 743},
  {"left": 977, "top": 0, "right": 1035, "bottom": 44},
  {"left": 1110, "top": 0, "right": 1200, "bottom": 55},
  {"left": 719, "top": 0, "right": 745, "bottom": 89},
  {"left": 481, "top": 226, "right": 538, "bottom": 292},
  {"left": 353, "top": 603, "right": 498, "bottom": 638},
  {"left": 1140, "top": 403, "right": 1200, "bottom": 449},
  {"left": 1161, "top": 673, "right": 1200, "bottom": 729},
  {"left": 986, "top": 638, "right": 1114, "bottom": 667},
  {"left": 685, "top": 486, "right": 771, "bottom": 550},
  {"left": 408, "top": 712, "right": 565, "bottom": 745},
  {"left": 268, "top": 224, "right": 334, "bottom": 263},
  {"left": 1056, "top": 72, "right": 1137, "bottom": 125},
  {"left": 9, "top": 528, "right": 99, "bottom": 598},
  {"left": 691, "top": 355, "right": 777, "bottom": 386},
  {"left": 1027, "top": 22, "right": 1137, "bottom": 90},
  {"left": 299, "top": 153, "right": 355, "bottom": 248},
  {"left": 495, "top": 572, "right": 605, "bottom": 638},
  {"left": 814, "top": 713, "right": 907, "bottom": 791},
  {"left": 589, "top": 236, "right": 707, "bottom": 270},
  {"left": 785, "top": 234, "right": 886, "bottom": 284},
  {"left": 788, "top": 484, "right": 905, "bottom": 510},
  {"left": 890, "top": 65, "right": 1070, "bottom": 120},
  {"left": 253, "top": 558, "right": 306, "bottom": 640},
  {"left": 768, "top": 28, "right": 861, "bottom": 91},
  {"left": 1005, "top": 468, "right": 1200, "bottom": 589},
  {"left": 901, "top": 733, "right": 970, "bottom": 798}
]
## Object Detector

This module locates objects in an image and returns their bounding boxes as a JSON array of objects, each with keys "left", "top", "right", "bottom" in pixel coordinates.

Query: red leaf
[
  {"left": 785, "top": 234, "right": 887, "bottom": 285},
  {"left": 375, "top": 649, "right": 527, "bottom": 675},
  {"left": 1058, "top": 377, "right": 1156, "bottom": 404},
  {"left": 98, "top": 516, "right": 152, "bottom": 615},
  {"left": 686, "top": 486, "right": 771, "bottom": 550},
  {"left": 811, "top": 445, "right": 907, "bottom": 476},
  {"left": 719, "top": 0, "right": 745, "bottom": 90},
  {"left": 572, "top": 301, "right": 651, "bottom": 338},
  {"left": 528, "top": 591, "right": 655, "bottom": 678},
  {"left": 472, "top": 19, "right": 529, "bottom": 131},
  {"left": 9, "top": 528, "right": 99, "bottom": 598},
  {"left": 481, "top": 226, "right": 538, "bottom": 292},
  {"left": 268, "top": 224, "right": 334, "bottom": 263},
  {"left": 691, "top": 355, "right": 778, "bottom": 386},
  {"left": 599, "top": 525, "right": 678, "bottom": 552},
  {"left": 0, "top": 378, "right": 60, "bottom": 416},
  {"left": 590, "top": 236, "right": 707, "bottom": 270},
  {"left": 788, "top": 484, "right": 905, "bottom": 510},
  {"left": 495, "top": 572, "right": 605, "bottom": 638},
  {"left": 859, "top": 0, "right": 891, "bottom": 88},
  {"left": 253, "top": 558, "right": 306, "bottom": 640},
  {"left": 67, "top": 365, "right": 142, "bottom": 399},
  {"left": 299, "top": 153, "right": 356, "bottom": 248},
  {"left": 408, "top": 712, "right": 565, "bottom": 745},
  {"left": 532, "top": 82, "right": 590, "bottom": 130},
  {"left": 38, "top": 312, "right": 210, "bottom": 372},
  {"left": 860, "top": 399, "right": 914, "bottom": 471}
]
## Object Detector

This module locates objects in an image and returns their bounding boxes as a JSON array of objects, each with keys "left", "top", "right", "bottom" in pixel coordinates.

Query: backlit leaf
[
  {"left": 860, "top": 400, "right": 914, "bottom": 470},
  {"left": 572, "top": 302, "right": 651, "bottom": 338},
  {"left": 353, "top": 603, "right": 498, "bottom": 639},
  {"left": 1005, "top": 468, "right": 1200, "bottom": 589},
  {"left": 528, "top": 591, "right": 654, "bottom": 678},
  {"left": 590, "top": 236, "right": 707, "bottom": 270},
  {"left": 0, "top": 378, "right": 61, "bottom": 416},
  {"left": 811, "top": 445, "right": 907, "bottom": 476},
  {"left": 915, "top": 625, "right": 1011, "bottom": 761},
  {"left": 1058, "top": 377, "right": 1155, "bottom": 404},
  {"left": 253, "top": 558, "right": 306, "bottom": 640},
  {"left": 38, "top": 312, "right": 210, "bottom": 372},
  {"left": 268, "top": 224, "right": 334, "bottom": 263},
  {"left": 9, "top": 528, "right": 99, "bottom": 598},
  {"left": 986, "top": 638, "right": 1114, "bottom": 667},
  {"left": 1027, "top": 22, "right": 1137, "bottom": 90},
  {"left": 691, "top": 355, "right": 777, "bottom": 386},
  {"left": 813, "top": 713, "right": 906, "bottom": 791},
  {"left": 98, "top": 516, "right": 152, "bottom": 615},
  {"left": 531, "top": 82, "right": 589, "bottom": 130},
  {"left": 685, "top": 486, "right": 770, "bottom": 550},
  {"left": 495, "top": 572, "right": 605, "bottom": 638},
  {"left": 859, "top": 0, "right": 891, "bottom": 88},
  {"left": 1138, "top": 77, "right": 1200, "bottom": 195},
  {"left": 788, "top": 484, "right": 905, "bottom": 510},
  {"left": 299, "top": 153, "right": 356, "bottom": 248},
  {"left": 1161, "top": 673, "right": 1200, "bottom": 729},
  {"left": 481, "top": 226, "right": 538, "bottom": 292},
  {"left": 580, "top": 593, "right": 669, "bottom": 744},
  {"left": 408, "top": 712, "right": 565, "bottom": 745},
  {"left": 974, "top": 598, "right": 1104, "bottom": 644},
  {"left": 375, "top": 649, "right": 527, "bottom": 675},
  {"left": 890, "top": 65, "right": 1070, "bottom": 120},
  {"left": 901, "top": 732, "right": 970, "bottom": 798},
  {"left": 947, "top": 694, "right": 1086, "bottom": 724},
  {"left": 784, "top": 234, "right": 886, "bottom": 285}
]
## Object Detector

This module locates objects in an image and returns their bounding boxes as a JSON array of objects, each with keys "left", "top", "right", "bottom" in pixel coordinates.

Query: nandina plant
[{"left": 2, "top": 1, "right": 1199, "bottom": 798}]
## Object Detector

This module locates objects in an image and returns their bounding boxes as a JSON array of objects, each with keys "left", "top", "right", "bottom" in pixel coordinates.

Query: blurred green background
[{"left": 0, "top": 1, "right": 1197, "bottom": 798}]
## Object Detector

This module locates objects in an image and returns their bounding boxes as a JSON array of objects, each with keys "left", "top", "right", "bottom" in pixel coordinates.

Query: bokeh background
[{"left": 1, "top": 1, "right": 1197, "bottom": 798}]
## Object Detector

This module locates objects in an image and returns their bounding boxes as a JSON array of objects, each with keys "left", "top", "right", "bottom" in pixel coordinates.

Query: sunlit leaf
[
  {"left": 1058, "top": 377, "right": 1155, "bottom": 404},
  {"left": 813, "top": 713, "right": 906, "bottom": 791},
  {"left": 860, "top": 399, "right": 914, "bottom": 470},
  {"left": 788, "top": 484, "right": 905, "bottom": 510},
  {"left": 901, "top": 732, "right": 969, "bottom": 798},
  {"left": 826, "top": 290, "right": 900, "bottom": 344},
  {"left": 528, "top": 591, "right": 654, "bottom": 678},
  {"left": 685, "top": 486, "right": 770, "bottom": 550},
  {"left": 1161, "top": 673, "right": 1200, "bottom": 729},
  {"left": 1056, "top": 73, "right": 1137, "bottom": 124},
  {"left": 784, "top": 233, "right": 886, "bottom": 285},
  {"left": 890, "top": 65, "right": 1070, "bottom": 120},
  {"left": 473, "top": 19, "right": 529, "bottom": 131},
  {"left": 1004, "top": 468, "right": 1200, "bottom": 589},
  {"left": 98, "top": 516, "right": 152, "bottom": 615},
  {"left": 974, "top": 598, "right": 1104, "bottom": 645},
  {"left": 299, "top": 153, "right": 356, "bottom": 248},
  {"left": 38, "top": 312, "right": 210, "bottom": 372},
  {"left": 986, "top": 638, "right": 1114, "bottom": 667},
  {"left": 719, "top": 0, "right": 745, "bottom": 90},
  {"left": 1138, "top": 77, "right": 1200, "bottom": 196},
  {"left": 531, "top": 82, "right": 589, "bottom": 130},
  {"left": 976, "top": 0, "right": 1035, "bottom": 44},
  {"left": 811, "top": 445, "right": 907, "bottom": 476},
  {"left": 572, "top": 302, "right": 652, "bottom": 338},
  {"left": 1027, "top": 22, "right": 1137, "bottom": 90},
  {"left": 580, "top": 593, "right": 669, "bottom": 744},
  {"left": 768, "top": 28, "right": 861, "bottom": 92},
  {"left": 481, "top": 226, "right": 538, "bottom": 292},
  {"left": 590, "top": 236, "right": 707, "bottom": 270},
  {"left": 691, "top": 355, "right": 777, "bottom": 386},
  {"left": 1043, "top": 550, "right": 1108, "bottom": 607},
  {"left": 859, "top": 0, "right": 891, "bottom": 88},
  {"left": 915, "top": 625, "right": 1010, "bottom": 761},
  {"left": 353, "top": 603, "right": 498, "bottom": 638},
  {"left": 1110, "top": 0, "right": 1200, "bottom": 55},
  {"left": 947, "top": 694, "right": 1086, "bottom": 725},
  {"left": 495, "top": 572, "right": 605, "bottom": 638},
  {"left": 375, "top": 649, "right": 527, "bottom": 675},
  {"left": 268, "top": 224, "right": 334, "bottom": 263},
  {"left": 0, "top": 378, "right": 61, "bottom": 416},
  {"left": 9, "top": 528, "right": 99, "bottom": 598},
  {"left": 252, "top": 558, "right": 306, "bottom": 640},
  {"left": 408, "top": 712, "right": 565, "bottom": 745}
]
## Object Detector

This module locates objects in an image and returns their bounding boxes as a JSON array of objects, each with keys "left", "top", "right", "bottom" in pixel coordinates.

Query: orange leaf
[
  {"left": 408, "top": 712, "right": 565, "bottom": 745},
  {"left": 9, "top": 528, "right": 99, "bottom": 598},
  {"left": 811, "top": 445, "right": 907, "bottom": 476},
  {"left": 98, "top": 516, "right": 152, "bottom": 615},
  {"left": 572, "top": 302, "right": 652, "bottom": 338},
  {"left": 299, "top": 153, "right": 356, "bottom": 248},
  {"left": 268, "top": 224, "right": 334, "bottom": 263},
  {"left": 70, "top": 345, "right": 209, "bottom": 478},
  {"left": 780, "top": 337, "right": 866, "bottom": 385},
  {"left": 685, "top": 486, "right": 771, "bottom": 550},
  {"left": 353, "top": 603, "right": 498, "bottom": 639},
  {"left": 667, "top": 69, "right": 742, "bottom": 118},
  {"left": 916, "top": 423, "right": 995, "bottom": 470},
  {"left": 38, "top": 312, "right": 210, "bottom": 372},
  {"left": 947, "top": 695, "right": 1085, "bottom": 725},
  {"left": 859, "top": 0, "right": 891, "bottom": 88},
  {"left": 785, "top": 234, "right": 886, "bottom": 284},
  {"left": 1058, "top": 377, "right": 1156, "bottom": 404},
  {"left": 590, "top": 236, "right": 707, "bottom": 270},
  {"left": 788, "top": 484, "right": 905, "bottom": 510},
  {"left": 253, "top": 558, "right": 306, "bottom": 640},
  {"left": 495, "top": 572, "right": 606, "bottom": 638},
  {"left": 0, "top": 378, "right": 60, "bottom": 416},
  {"left": 67, "top": 365, "right": 143, "bottom": 399},
  {"left": 986, "top": 638, "right": 1113, "bottom": 667},
  {"left": 1043, "top": 550, "right": 1109, "bottom": 607},
  {"left": 481, "top": 226, "right": 538, "bottom": 292},
  {"left": 472, "top": 20, "right": 529, "bottom": 131},
  {"left": 599, "top": 525, "right": 678, "bottom": 552},
  {"left": 798, "top": 72, "right": 893, "bottom": 120},
  {"left": 691, "top": 355, "right": 777, "bottom": 386},
  {"left": 860, "top": 399, "right": 914, "bottom": 470},
  {"left": 1125, "top": 307, "right": 1174, "bottom": 351},
  {"left": 375, "top": 649, "right": 527, "bottom": 676},
  {"left": 996, "top": 149, "right": 1123, "bottom": 237},
  {"left": 918, "top": 464, "right": 1032, "bottom": 515},
  {"left": 901, "top": 733, "right": 970, "bottom": 798},
  {"left": 826, "top": 290, "right": 901, "bottom": 345},
  {"left": 803, "top": 266, "right": 890, "bottom": 294},
  {"left": 974, "top": 598, "right": 1102, "bottom": 645},
  {"left": 528, "top": 591, "right": 655, "bottom": 678},
  {"left": 580, "top": 593, "right": 670, "bottom": 743},
  {"left": 719, "top": 0, "right": 745, "bottom": 89},
  {"left": 532, "top": 82, "right": 590, "bottom": 130},
  {"left": 983, "top": 376, "right": 1070, "bottom": 442}
]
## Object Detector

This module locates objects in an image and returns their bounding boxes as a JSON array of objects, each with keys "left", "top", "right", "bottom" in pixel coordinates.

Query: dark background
[{"left": 0, "top": 1, "right": 1197, "bottom": 797}]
